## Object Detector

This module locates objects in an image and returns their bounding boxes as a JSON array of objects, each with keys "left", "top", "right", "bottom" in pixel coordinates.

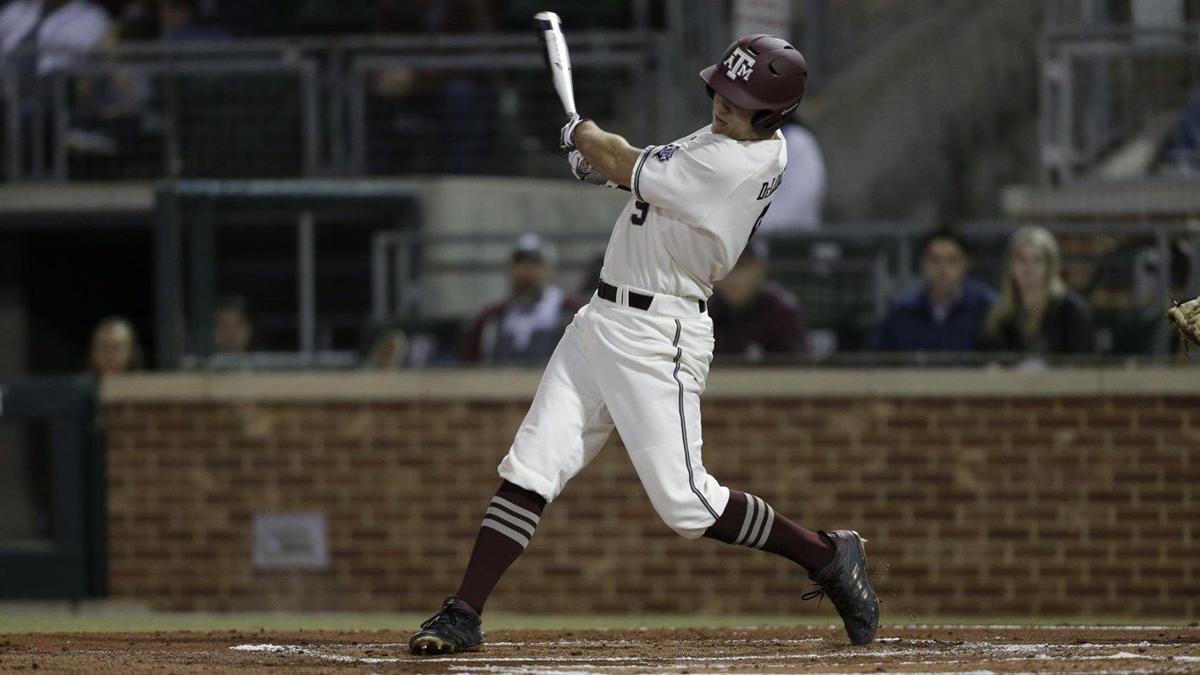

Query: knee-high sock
[
  {"left": 454, "top": 480, "right": 546, "bottom": 614},
  {"left": 703, "top": 490, "right": 834, "bottom": 573}
]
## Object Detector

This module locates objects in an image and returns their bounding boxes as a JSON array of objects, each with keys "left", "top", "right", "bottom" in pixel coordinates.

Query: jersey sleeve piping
[{"left": 631, "top": 145, "right": 656, "bottom": 202}]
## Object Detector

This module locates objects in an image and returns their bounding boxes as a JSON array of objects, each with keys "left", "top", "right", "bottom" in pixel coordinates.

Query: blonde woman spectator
[
  {"left": 88, "top": 316, "right": 142, "bottom": 376},
  {"left": 980, "top": 226, "right": 1095, "bottom": 355}
]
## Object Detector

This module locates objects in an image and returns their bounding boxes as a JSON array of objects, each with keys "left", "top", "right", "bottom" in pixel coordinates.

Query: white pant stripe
[{"left": 672, "top": 319, "right": 718, "bottom": 520}]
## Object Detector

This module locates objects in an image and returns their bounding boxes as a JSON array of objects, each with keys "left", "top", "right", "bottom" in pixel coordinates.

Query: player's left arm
[{"left": 571, "top": 120, "right": 640, "bottom": 188}]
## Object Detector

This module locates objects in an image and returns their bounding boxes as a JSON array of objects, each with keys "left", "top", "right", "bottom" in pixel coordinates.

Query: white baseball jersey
[{"left": 600, "top": 124, "right": 787, "bottom": 300}]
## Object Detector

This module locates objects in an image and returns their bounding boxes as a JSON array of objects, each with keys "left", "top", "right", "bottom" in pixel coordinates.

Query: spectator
[
  {"left": 979, "top": 226, "right": 1095, "bottom": 355},
  {"left": 0, "top": 0, "right": 112, "bottom": 81},
  {"left": 159, "top": 0, "right": 230, "bottom": 41},
  {"left": 0, "top": 0, "right": 115, "bottom": 171},
  {"left": 755, "top": 116, "right": 826, "bottom": 234},
  {"left": 110, "top": 0, "right": 157, "bottom": 41},
  {"left": 577, "top": 253, "right": 605, "bottom": 298},
  {"left": 88, "top": 315, "right": 142, "bottom": 376},
  {"left": 371, "top": 0, "right": 497, "bottom": 34},
  {"left": 204, "top": 0, "right": 287, "bottom": 38},
  {"left": 367, "top": 0, "right": 493, "bottom": 174},
  {"left": 460, "top": 233, "right": 583, "bottom": 365},
  {"left": 709, "top": 240, "right": 807, "bottom": 362},
  {"left": 365, "top": 328, "right": 409, "bottom": 370},
  {"left": 1163, "top": 87, "right": 1200, "bottom": 172},
  {"left": 214, "top": 295, "right": 254, "bottom": 353},
  {"left": 869, "top": 230, "right": 997, "bottom": 352}
]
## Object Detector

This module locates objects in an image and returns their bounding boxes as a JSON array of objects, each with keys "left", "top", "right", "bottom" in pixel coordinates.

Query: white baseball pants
[{"left": 498, "top": 289, "right": 730, "bottom": 538}]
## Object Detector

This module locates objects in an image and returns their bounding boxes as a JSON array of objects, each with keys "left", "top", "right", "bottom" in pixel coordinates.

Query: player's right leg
[
  {"left": 410, "top": 313, "right": 613, "bottom": 655},
  {"left": 585, "top": 299, "right": 877, "bottom": 644},
  {"left": 703, "top": 493, "right": 879, "bottom": 645}
]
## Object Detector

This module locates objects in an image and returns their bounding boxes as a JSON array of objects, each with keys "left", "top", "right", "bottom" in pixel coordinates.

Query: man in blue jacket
[{"left": 869, "top": 230, "right": 996, "bottom": 352}]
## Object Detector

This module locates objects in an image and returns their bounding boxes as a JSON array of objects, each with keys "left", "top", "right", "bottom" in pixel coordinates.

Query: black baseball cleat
[
  {"left": 409, "top": 596, "right": 484, "bottom": 655},
  {"left": 804, "top": 530, "right": 880, "bottom": 645}
]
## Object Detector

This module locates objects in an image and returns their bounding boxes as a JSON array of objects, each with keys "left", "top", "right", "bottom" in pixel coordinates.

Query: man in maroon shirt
[
  {"left": 459, "top": 233, "right": 583, "bottom": 365},
  {"left": 708, "top": 240, "right": 807, "bottom": 363}
]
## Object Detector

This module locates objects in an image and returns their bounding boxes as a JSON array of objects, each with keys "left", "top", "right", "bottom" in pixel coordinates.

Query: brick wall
[{"left": 102, "top": 372, "right": 1200, "bottom": 616}]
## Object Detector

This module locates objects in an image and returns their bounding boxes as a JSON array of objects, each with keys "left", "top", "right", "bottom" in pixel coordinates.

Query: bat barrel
[
  {"left": 533, "top": 10, "right": 576, "bottom": 116},
  {"left": 533, "top": 11, "right": 560, "bottom": 31}
]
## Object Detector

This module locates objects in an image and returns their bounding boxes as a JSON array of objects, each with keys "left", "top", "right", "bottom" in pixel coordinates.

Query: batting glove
[
  {"left": 560, "top": 113, "right": 588, "bottom": 151},
  {"left": 568, "top": 150, "right": 617, "bottom": 188}
]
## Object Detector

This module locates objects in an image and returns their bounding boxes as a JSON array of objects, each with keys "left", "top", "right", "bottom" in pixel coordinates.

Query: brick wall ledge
[{"left": 100, "top": 367, "right": 1199, "bottom": 403}]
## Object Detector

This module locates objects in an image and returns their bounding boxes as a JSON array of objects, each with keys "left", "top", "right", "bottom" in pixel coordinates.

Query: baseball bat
[{"left": 533, "top": 11, "right": 577, "bottom": 117}]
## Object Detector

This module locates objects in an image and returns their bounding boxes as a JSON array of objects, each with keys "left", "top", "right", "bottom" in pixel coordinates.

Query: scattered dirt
[{"left": 0, "top": 625, "right": 1196, "bottom": 673}]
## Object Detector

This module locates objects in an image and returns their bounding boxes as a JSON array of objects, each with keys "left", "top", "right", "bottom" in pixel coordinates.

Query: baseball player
[{"left": 410, "top": 35, "right": 879, "bottom": 655}]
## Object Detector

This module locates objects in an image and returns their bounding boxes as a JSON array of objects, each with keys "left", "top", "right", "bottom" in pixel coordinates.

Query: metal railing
[
  {"left": 153, "top": 179, "right": 422, "bottom": 369},
  {"left": 1, "top": 33, "right": 662, "bottom": 182},
  {"left": 371, "top": 230, "right": 611, "bottom": 325},
  {"left": 145, "top": 173, "right": 1200, "bottom": 369},
  {"left": 799, "top": 0, "right": 951, "bottom": 83},
  {"left": 373, "top": 220, "right": 1200, "bottom": 358},
  {"left": 965, "top": 219, "right": 1200, "bottom": 356},
  {"left": 1039, "top": 22, "right": 1200, "bottom": 183},
  {"left": 370, "top": 223, "right": 923, "bottom": 354}
]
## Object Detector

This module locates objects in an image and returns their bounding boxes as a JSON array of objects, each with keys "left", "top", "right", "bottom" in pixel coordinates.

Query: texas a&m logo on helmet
[{"left": 723, "top": 47, "right": 756, "bottom": 82}]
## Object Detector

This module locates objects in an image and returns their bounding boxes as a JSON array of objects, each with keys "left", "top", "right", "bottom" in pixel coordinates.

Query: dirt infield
[{"left": 1, "top": 625, "right": 1197, "bottom": 673}]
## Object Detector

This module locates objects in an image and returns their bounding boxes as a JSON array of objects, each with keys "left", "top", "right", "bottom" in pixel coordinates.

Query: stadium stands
[{"left": 0, "top": 0, "right": 1195, "bottom": 374}]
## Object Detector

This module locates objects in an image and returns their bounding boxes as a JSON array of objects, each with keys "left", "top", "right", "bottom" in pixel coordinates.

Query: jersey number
[
  {"left": 632, "top": 201, "right": 768, "bottom": 235},
  {"left": 749, "top": 203, "right": 771, "bottom": 239},
  {"left": 631, "top": 200, "right": 649, "bottom": 226}
]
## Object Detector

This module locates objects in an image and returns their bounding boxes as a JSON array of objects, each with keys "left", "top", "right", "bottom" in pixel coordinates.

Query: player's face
[
  {"left": 1010, "top": 241, "right": 1048, "bottom": 298},
  {"left": 711, "top": 92, "right": 757, "bottom": 140},
  {"left": 922, "top": 239, "right": 967, "bottom": 301}
]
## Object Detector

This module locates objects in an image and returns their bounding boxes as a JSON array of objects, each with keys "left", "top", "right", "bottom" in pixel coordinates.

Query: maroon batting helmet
[{"left": 700, "top": 34, "right": 807, "bottom": 135}]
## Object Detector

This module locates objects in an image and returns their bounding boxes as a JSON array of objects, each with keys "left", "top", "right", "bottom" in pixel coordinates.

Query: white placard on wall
[{"left": 252, "top": 512, "right": 329, "bottom": 571}]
